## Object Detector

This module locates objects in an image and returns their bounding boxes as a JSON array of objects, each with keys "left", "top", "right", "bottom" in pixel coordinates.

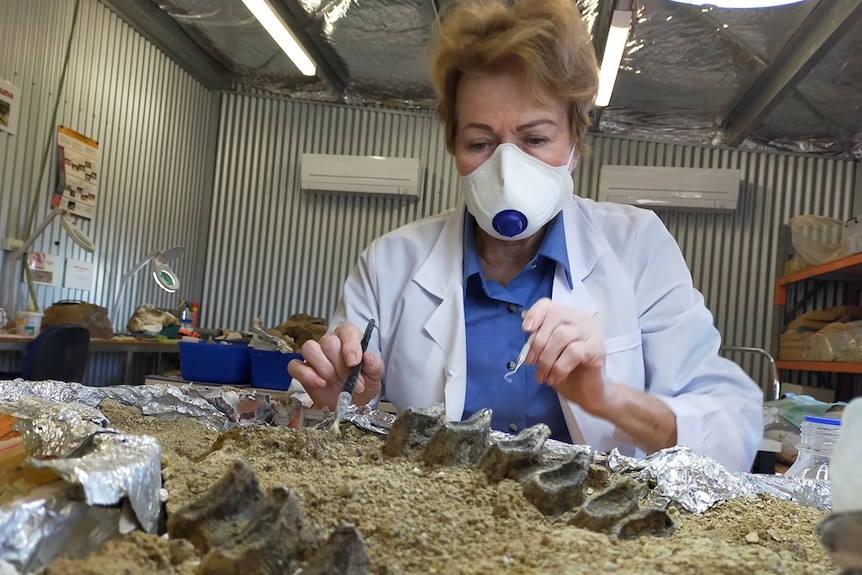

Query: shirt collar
[{"left": 462, "top": 210, "right": 572, "bottom": 289}]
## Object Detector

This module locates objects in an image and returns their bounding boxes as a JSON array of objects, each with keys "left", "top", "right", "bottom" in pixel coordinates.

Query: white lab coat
[{"left": 328, "top": 196, "right": 763, "bottom": 472}]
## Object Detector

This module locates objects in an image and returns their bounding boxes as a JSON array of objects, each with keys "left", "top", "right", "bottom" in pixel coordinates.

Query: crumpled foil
[
  {"left": 339, "top": 404, "right": 396, "bottom": 435},
  {"left": 0, "top": 380, "right": 229, "bottom": 431},
  {"left": 0, "top": 379, "right": 286, "bottom": 574},
  {"left": 0, "top": 401, "right": 161, "bottom": 573},
  {"left": 607, "top": 445, "right": 831, "bottom": 513}
]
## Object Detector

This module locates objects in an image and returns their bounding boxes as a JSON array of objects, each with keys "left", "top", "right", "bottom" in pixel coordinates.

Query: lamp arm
[
  {"left": 10, "top": 208, "right": 63, "bottom": 261},
  {"left": 110, "top": 250, "right": 158, "bottom": 331}
]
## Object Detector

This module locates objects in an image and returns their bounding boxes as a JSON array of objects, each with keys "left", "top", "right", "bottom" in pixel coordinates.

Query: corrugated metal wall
[
  {"left": 0, "top": 0, "right": 217, "bottom": 384},
  {"left": 206, "top": 93, "right": 857, "bottom": 393},
  {"left": 203, "top": 94, "right": 453, "bottom": 330}
]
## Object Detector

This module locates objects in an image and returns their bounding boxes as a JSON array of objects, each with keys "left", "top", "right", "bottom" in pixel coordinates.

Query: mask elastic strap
[{"left": 566, "top": 147, "right": 578, "bottom": 172}]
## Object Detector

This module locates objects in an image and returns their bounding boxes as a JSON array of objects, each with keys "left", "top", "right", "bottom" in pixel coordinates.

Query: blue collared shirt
[{"left": 462, "top": 211, "right": 573, "bottom": 442}]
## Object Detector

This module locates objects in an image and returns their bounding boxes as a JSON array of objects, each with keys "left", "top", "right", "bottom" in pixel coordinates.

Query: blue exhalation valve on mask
[{"left": 492, "top": 210, "right": 529, "bottom": 238}]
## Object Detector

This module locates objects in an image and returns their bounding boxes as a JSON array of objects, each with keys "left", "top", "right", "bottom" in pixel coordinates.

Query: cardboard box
[
  {"left": 779, "top": 383, "right": 835, "bottom": 403},
  {"left": 779, "top": 332, "right": 811, "bottom": 361}
]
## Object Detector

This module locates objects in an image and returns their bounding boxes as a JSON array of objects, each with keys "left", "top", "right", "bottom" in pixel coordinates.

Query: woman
[{"left": 288, "top": 0, "right": 762, "bottom": 472}]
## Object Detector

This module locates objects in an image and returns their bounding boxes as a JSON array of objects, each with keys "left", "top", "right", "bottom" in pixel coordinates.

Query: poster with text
[
  {"left": 0, "top": 78, "right": 20, "bottom": 135},
  {"left": 53, "top": 125, "right": 99, "bottom": 220}
]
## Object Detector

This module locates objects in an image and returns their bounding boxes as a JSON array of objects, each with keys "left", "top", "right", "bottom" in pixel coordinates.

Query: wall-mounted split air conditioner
[
  {"left": 300, "top": 153, "right": 423, "bottom": 200},
  {"left": 598, "top": 165, "right": 741, "bottom": 211}
]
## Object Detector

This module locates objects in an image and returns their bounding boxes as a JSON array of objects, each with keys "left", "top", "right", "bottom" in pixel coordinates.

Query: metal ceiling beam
[
  {"left": 100, "top": 0, "right": 232, "bottom": 91},
  {"left": 721, "top": 0, "right": 862, "bottom": 148}
]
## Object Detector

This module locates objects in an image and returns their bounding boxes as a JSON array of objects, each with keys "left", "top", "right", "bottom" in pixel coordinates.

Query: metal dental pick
[{"left": 504, "top": 333, "right": 534, "bottom": 382}]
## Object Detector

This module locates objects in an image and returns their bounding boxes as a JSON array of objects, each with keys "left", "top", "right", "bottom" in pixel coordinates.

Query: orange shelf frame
[
  {"left": 775, "top": 360, "right": 862, "bottom": 374},
  {"left": 774, "top": 251, "right": 862, "bottom": 305}
]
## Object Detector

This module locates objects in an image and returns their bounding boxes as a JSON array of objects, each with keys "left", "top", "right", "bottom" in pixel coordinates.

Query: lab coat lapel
[
  {"left": 413, "top": 206, "right": 468, "bottom": 420},
  {"left": 555, "top": 198, "right": 616, "bottom": 447},
  {"left": 554, "top": 198, "right": 602, "bottom": 316}
]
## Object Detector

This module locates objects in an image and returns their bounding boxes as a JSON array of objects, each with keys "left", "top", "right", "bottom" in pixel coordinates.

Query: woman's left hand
[{"left": 523, "top": 297, "right": 613, "bottom": 416}]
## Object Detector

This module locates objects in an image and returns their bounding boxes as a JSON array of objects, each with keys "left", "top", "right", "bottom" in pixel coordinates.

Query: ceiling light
[
  {"left": 240, "top": 0, "right": 317, "bottom": 76},
  {"left": 667, "top": 0, "right": 807, "bottom": 7},
  {"left": 595, "top": 10, "right": 631, "bottom": 108}
]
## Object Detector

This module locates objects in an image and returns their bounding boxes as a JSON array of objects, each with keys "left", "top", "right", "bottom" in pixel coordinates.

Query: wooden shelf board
[
  {"left": 774, "top": 252, "right": 862, "bottom": 305},
  {"left": 775, "top": 360, "right": 862, "bottom": 374}
]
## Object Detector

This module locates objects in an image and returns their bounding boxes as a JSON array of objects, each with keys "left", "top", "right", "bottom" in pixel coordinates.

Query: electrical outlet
[{"left": 1, "top": 237, "right": 24, "bottom": 252}]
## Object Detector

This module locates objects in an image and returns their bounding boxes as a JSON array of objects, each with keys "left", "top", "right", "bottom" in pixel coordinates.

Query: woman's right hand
[{"left": 286, "top": 321, "right": 385, "bottom": 410}]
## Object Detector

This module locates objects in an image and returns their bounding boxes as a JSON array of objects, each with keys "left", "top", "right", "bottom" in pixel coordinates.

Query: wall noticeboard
[{"left": 53, "top": 126, "right": 99, "bottom": 221}]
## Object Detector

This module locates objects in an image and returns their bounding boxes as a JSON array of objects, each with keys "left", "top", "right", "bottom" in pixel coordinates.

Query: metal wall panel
[
  {"left": 203, "top": 94, "right": 453, "bottom": 330},
  {"left": 580, "top": 136, "right": 856, "bottom": 390},
  {"left": 0, "top": 0, "right": 217, "bottom": 385},
  {"left": 206, "top": 96, "right": 857, "bottom": 394}
]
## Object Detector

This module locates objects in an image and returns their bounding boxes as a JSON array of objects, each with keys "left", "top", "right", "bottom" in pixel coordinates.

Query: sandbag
[{"left": 41, "top": 301, "right": 113, "bottom": 339}]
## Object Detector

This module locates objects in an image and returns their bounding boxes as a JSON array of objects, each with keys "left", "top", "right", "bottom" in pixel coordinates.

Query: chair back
[{"left": 21, "top": 324, "right": 90, "bottom": 382}]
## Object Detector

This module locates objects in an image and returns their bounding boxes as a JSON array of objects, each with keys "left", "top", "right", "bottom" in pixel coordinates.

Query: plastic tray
[
  {"left": 249, "top": 348, "right": 302, "bottom": 391},
  {"left": 178, "top": 340, "right": 251, "bottom": 385}
]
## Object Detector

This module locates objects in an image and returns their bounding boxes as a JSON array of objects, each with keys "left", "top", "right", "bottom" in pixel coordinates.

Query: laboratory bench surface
[{"left": 0, "top": 333, "right": 180, "bottom": 352}]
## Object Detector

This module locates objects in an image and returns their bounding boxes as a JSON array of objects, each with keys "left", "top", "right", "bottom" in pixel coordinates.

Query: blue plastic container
[
  {"left": 249, "top": 348, "right": 302, "bottom": 390},
  {"left": 178, "top": 340, "right": 251, "bottom": 385}
]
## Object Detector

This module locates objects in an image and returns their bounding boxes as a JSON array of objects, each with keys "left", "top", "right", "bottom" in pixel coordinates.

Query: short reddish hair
[{"left": 428, "top": 0, "right": 599, "bottom": 157}]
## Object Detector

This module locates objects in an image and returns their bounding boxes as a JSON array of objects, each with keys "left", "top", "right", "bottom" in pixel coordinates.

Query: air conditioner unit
[
  {"left": 300, "top": 153, "right": 422, "bottom": 200},
  {"left": 598, "top": 165, "right": 740, "bottom": 211}
]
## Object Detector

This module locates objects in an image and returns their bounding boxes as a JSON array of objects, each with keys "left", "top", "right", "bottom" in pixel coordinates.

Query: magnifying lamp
[
  {"left": 110, "top": 246, "right": 185, "bottom": 331},
  {"left": 1, "top": 207, "right": 96, "bottom": 314},
  {"left": 10, "top": 207, "right": 95, "bottom": 259}
]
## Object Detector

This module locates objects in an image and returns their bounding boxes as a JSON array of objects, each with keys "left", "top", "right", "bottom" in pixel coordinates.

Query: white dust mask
[{"left": 459, "top": 143, "right": 575, "bottom": 241}]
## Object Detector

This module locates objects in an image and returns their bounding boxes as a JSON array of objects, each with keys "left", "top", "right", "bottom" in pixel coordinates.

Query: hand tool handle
[{"left": 341, "top": 319, "right": 375, "bottom": 397}]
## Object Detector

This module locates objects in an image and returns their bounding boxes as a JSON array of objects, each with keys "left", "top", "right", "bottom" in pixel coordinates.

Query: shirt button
[
  {"left": 507, "top": 303, "right": 518, "bottom": 313},
  {"left": 508, "top": 423, "right": 519, "bottom": 432},
  {"left": 506, "top": 361, "right": 516, "bottom": 370},
  {"left": 530, "top": 262, "right": 538, "bottom": 270}
]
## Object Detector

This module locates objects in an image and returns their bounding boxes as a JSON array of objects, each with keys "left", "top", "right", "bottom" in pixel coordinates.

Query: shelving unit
[
  {"left": 774, "top": 251, "right": 862, "bottom": 306},
  {"left": 774, "top": 252, "right": 862, "bottom": 398}
]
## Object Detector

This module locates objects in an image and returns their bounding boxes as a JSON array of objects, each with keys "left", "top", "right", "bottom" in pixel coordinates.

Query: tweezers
[{"left": 504, "top": 333, "right": 534, "bottom": 382}]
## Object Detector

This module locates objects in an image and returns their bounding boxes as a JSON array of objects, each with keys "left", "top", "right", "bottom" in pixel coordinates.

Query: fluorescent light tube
[
  {"left": 241, "top": 0, "right": 317, "bottom": 76},
  {"left": 595, "top": 10, "right": 631, "bottom": 108},
  {"left": 668, "top": 0, "right": 806, "bottom": 7}
]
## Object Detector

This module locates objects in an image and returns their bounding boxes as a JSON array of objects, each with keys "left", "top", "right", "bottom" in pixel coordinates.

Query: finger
[
  {"left": 303, "top": 336, "right": 337, "bottom": 381},
  {"left": 333, "top": 322, "right": 364, "bottom": 367},
  {"left": 522, "top": 297, "right": 554, "bottom": 331},
  {"left": 287, "top": 356, "right": 326, "bottom": 389},
  {"left": 545, "top": 340, "right": 605, "bottom": 387},
  {"left": 355, "top": 351, "right": 385, "bottom": 392},
  {"left": 354, "top": 352, "right": 385, "bottom": 401},
  {"left": 534, "top": 320, "right": 601, "bottom": 383}
]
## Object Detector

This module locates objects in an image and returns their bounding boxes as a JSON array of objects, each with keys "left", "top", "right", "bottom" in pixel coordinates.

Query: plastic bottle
[
  {"left": 178, "top": 301, "right": 195, "bottom": 337},
  {"left": 190, "top": 302, "right": 200, "bottom": 328},
  {"left": 784, "top": 415, "right": 842, "bottom": 480}
]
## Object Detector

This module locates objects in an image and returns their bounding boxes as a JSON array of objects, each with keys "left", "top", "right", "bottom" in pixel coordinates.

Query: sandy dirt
[{"left": 36, "top": 400, "right": 835, "bottom": 575}]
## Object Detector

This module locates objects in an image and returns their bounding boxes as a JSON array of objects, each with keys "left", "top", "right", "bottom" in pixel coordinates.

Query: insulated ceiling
[{"left": 107, "top": 0, "right": 862, "bottom": 158}]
